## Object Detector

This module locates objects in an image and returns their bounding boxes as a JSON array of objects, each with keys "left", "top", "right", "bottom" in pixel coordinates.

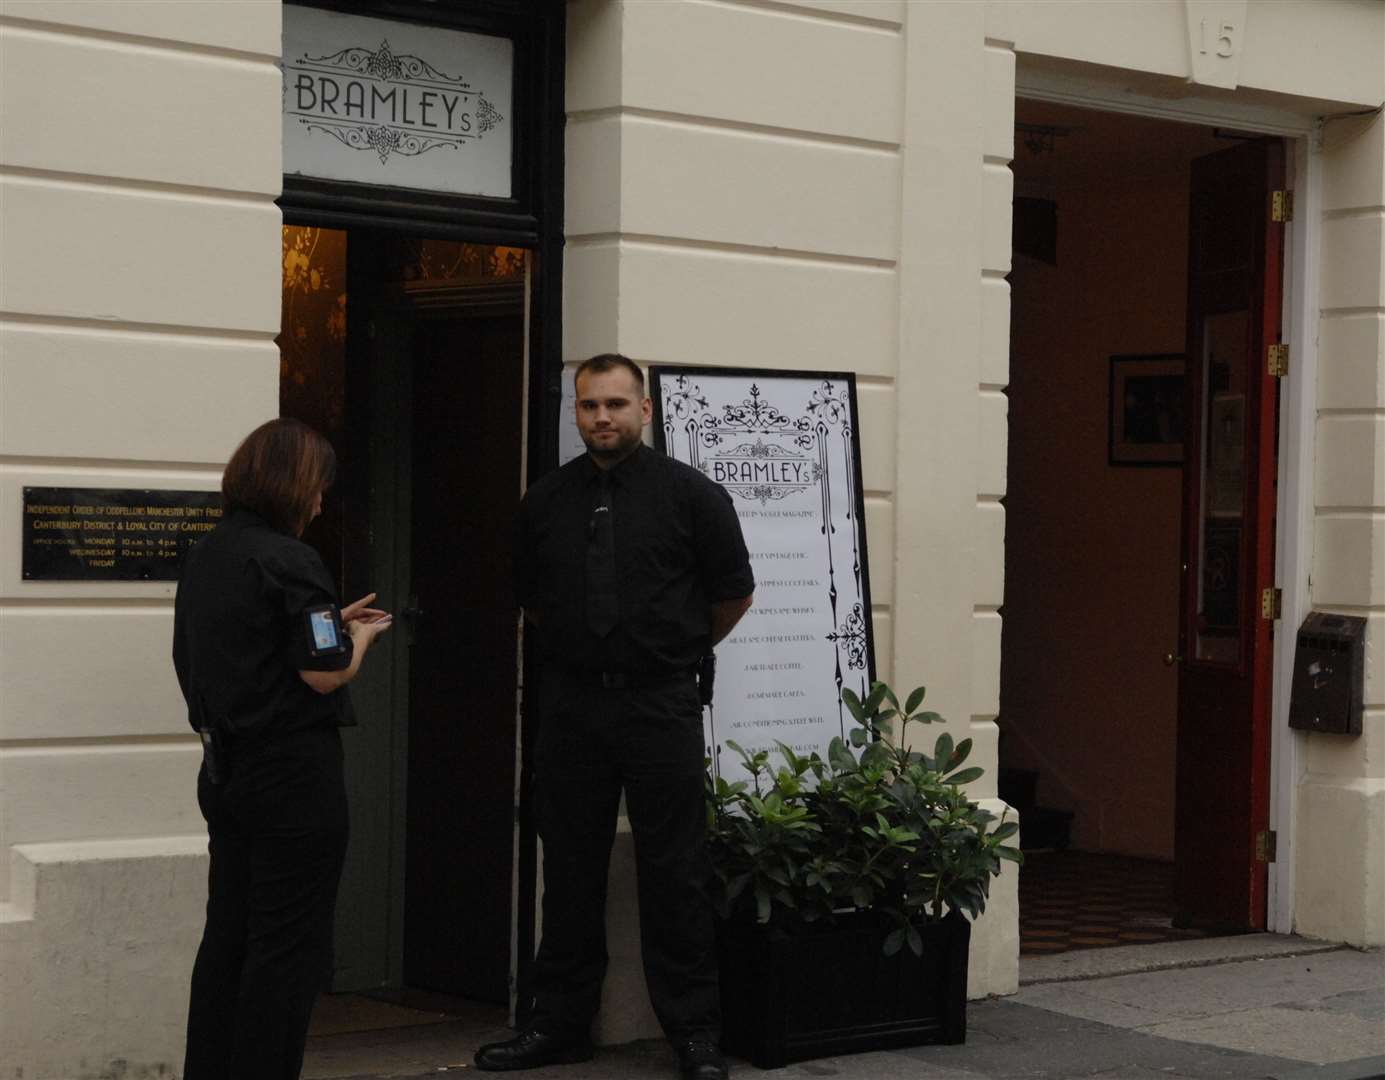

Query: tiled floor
[{"left": 1020, "top": 850, "right": 1210, "bottom": 956}]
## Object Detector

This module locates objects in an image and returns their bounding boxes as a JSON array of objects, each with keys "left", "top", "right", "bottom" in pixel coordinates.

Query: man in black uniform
[{"left": 476, "top": 355, "right": 753, "bottom": 1080}]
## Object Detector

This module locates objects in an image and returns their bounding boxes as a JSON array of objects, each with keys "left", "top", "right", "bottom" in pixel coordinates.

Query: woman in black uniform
[{"left": 174, "top": 418, "right": 391, "bottom": 1079}]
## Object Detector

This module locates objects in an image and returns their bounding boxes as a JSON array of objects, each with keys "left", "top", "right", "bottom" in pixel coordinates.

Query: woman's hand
[
  {"left": 347, "top": 612, "right": 393, "bottom": 649},
  {"left": 342, "top": 592, "right": 388, "bottom": 624}
]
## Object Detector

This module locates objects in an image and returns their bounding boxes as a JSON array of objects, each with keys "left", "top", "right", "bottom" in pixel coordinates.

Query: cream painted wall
[
  {"left": 0, "top": 0, "right": 282, "bottom": 1074},
  {"left": 1296, "top": 109, "right": 1385, "bottom": 946},
  {"left": 564, "top": 0, "right": 1020, "bottom": 1030}
]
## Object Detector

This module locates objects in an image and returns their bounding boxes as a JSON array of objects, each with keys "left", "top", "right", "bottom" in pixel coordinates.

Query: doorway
[
  {"left": 1001, "top": 102, "right": 1286, "bottom": 953},
  {"left": 279, "top": 225, "right": 528, "bottom": 1004}
]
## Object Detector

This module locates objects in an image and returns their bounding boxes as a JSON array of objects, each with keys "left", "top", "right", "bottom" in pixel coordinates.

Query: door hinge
[
  {"left": 1256, "top": 829, "right": 1277, "bottom": 863},
  {"left": 1261, "top": 587, "right": 1283, "bottom": 621},
  {"left": 1268, "top": 343, "right": 1289, "bottom": 378},
  {"left": 1271, "top": 190, "right": 1294, "bottom": 223}
]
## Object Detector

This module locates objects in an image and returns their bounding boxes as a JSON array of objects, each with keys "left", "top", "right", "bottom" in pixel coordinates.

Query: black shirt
[
  {"left": 173, "top": 508, "right": 353, "bottom": 741},
  {"left": 515, "top": 445, "right": 754, "bottom": 675}
]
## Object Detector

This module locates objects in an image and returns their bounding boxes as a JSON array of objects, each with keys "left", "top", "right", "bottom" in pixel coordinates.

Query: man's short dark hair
[{"left": 575, "top": 353, "right": 645, "bottom": 393}]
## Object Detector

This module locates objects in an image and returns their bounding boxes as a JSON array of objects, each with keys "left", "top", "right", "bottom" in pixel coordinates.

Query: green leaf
[
  {"left": 990, "top": 821, "right": 1019, "bottom": 841},
  {"left": 906, "top": 926, "right": 923, "bottom": 957},
  {"left": 841, "top": 687, "right": 865, "bottom": 723},
  {"left": 756, "top": 890, "right": 772, "bottom": 924},
  {"left": 934, "top": 732, "right": 954, "bottom": 769},
  {"left": 849, "top": 727, "right": 869, "bottom": 748},
  {"left": 883, "top": 928, "right": 906, "bottom": 956},
  {"left": 916, "top": 712, "right": 944, "bottom": 725},
  {"left": 946, "top": 767, "right": 984, "bottom": 786},
  {"left": 996, "top": 845, "right": 1024, "bottom": 864},
  {"left": 904, "top": 686, "right": 927, "bottom": 714},
  {"left": 828, "top": 737, "right": 857, "bottom": 775},
  {"left": 950, "top": 737, "right": 973, "bottom": 768}
]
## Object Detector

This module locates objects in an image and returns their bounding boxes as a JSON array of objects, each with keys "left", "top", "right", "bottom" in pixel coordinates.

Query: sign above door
[{"left": 283, "top": 5, "right": 513, "bottom": 199}]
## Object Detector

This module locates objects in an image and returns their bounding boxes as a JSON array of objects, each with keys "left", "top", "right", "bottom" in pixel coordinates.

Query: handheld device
[{"left": 303, "top": 603, "right": 348, "bottom": 658}]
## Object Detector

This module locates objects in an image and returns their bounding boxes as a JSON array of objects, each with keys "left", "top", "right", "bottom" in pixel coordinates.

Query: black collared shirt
[
  {"left": 173, "top": 508, "right": 353, "bottom": 742},
  {"left": 515, "top": 444, "right": 754, "bottom": 675}
]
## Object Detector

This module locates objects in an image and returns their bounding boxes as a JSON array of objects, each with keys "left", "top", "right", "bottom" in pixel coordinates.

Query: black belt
[{"left": 565, "top": 666, "right": 695, "bottom": 690}]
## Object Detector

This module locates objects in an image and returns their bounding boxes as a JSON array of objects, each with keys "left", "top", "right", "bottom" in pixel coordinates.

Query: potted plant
[{"left": 706, "top": 680, "right": 1022, "bottom": 1069}]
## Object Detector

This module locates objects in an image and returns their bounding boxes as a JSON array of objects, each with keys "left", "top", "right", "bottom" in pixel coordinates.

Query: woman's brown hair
[{"left": 221, "top": 418, "right": 336, "bottom": 536}]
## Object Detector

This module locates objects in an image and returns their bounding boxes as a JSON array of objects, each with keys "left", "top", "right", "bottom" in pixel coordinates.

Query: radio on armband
[{"left": 304, "top": 603, "right": 348, "bottom": 658}]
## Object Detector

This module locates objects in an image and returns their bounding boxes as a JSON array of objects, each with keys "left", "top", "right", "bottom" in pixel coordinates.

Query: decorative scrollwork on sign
[
  {"left": 807, "top": 379, "right": 851, "bottom": 427},
  {"left": 826, "top": 603, "right": 869, "bottom": 671},
  {"left": 722, "top": 384, "right": 805, "bottom": 432},
  {"left": 302, "top": 40, "right": 473, "bottom": 89},
  {"left": 699, "top": 383, "right": 815, "bottom": 449},
  {"left": 305, "top": 122, "right": 457, "bottom": 164},
  {"left": 477, "top": 98, "right": 504, "bottom": 134},
  {"left": 665, "top": 375, "right": 710, "bottom": 420}
]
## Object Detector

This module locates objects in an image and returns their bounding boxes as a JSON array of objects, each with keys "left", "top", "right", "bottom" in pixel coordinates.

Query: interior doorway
[
  {"left": 279, "top": 225, "right": 528, "bottom": 1003},
  {"left": 1002, "top": 102, "right": 1286, "bottom": 953}
]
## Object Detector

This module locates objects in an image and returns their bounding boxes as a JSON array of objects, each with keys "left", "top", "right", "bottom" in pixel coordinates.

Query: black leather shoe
[
  {"left": 676, "top": 1040, "right": 729, "bottom": 1080},
  {"left": 474, "top": 1029, "right": 594, "bottom": 1072}
]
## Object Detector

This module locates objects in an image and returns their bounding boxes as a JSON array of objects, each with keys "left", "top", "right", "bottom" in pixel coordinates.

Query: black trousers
[
  {"left": 529, "top": 671, "right": 719, "bottom": 1044},
  {"left": 184, "top": 727, "right": 349, "bottom": 1080}
]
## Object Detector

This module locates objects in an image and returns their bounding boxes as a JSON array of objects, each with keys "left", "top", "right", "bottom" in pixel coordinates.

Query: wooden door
[
  {"left": 1173, "top": 140, "right": 1284, "bottom": 930},
  {"left": 402, "top": 305, "right": 525, "bottom": 1001}
]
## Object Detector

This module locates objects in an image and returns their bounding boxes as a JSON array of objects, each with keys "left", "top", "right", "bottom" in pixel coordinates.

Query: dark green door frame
[{"left": 279, "top": 0, "right": 563, "bottom": 1010}]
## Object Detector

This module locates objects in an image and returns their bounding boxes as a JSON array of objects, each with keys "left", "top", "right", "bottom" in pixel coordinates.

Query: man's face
[{"left": 575, "top": 366, "right": 652, "bottom": 464}]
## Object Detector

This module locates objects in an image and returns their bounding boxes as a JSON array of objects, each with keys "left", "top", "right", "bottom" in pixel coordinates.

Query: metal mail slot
[{"left": 1288, "top": 612, "right": 1366, "bottom": 736}]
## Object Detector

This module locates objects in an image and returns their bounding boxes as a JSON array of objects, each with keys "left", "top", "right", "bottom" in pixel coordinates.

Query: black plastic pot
[{"left": 716, "top": 909, "right": 970, "bottom": 1070}]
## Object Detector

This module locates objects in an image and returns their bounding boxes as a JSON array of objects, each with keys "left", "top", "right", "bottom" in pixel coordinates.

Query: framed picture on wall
[{"left": 1108, "top": 353, "right": 1186, "bottom": 466}]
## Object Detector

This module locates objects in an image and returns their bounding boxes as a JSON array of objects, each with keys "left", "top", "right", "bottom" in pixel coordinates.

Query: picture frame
[{"left": 1108, "top": 353, "right": 1186, "bottom": 466}]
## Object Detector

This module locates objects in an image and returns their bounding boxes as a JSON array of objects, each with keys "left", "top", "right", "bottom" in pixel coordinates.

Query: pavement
[{"left": 302, "top": 935, "right": 1385, "bottom": 1080}]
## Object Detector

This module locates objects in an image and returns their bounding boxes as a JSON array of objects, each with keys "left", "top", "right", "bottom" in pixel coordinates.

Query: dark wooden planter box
[{"left": 717, "top": 909, "right": 970, "bottom": 1069}]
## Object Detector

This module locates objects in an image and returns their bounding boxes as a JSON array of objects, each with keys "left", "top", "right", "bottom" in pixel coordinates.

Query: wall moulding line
[
  {"left": 0, "top": 313, "right": 278, "bottom": 344},
  {"left": 0, "top": 455, "right": 225, "bottom": 474},
  {"left": 0, "top": 15, "right": 280, "bottom": 65},
  {"left": 0, "top": 735, "right": 198, "bottom": 754},
  {"left": 566, "top": 107, "right": 902, "bottom": 154},
  {"left": 0, "top": 170, "right": 280, "bottom": 210},
  {"left": 563, "top": 233, "right": 899, "bottom": 271},
  {"left": 0, "top": 165, "right": 278, "bottom": 205},
  {"left": 699, "top": 0, "right": 903, "bottom": 34},
  {"left": 0, "top": 599, "right": 175, "bottom": 611}
]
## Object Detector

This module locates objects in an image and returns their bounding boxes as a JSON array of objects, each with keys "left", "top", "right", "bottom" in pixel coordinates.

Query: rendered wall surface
[
  {"left": 564, "top": 1, "right": 1019, "bottom": 1038},
  {"left": 0, "top": 0, "right": 282, "bottom": 1074},
  {"left": 1297, "top": 109, "right": 1385, "bottom": 946}
]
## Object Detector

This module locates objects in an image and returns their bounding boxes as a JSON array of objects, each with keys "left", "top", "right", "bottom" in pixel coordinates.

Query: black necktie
[{"left": 585, "top": 474, "right": 619, "bottom": 637}]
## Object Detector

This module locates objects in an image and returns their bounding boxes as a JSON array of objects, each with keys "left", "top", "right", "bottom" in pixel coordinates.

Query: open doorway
[
  {"left": 1002, "top": 102, "right": 1285, "bottom": 955},
  {"left": 279, "top": 225, "right": 528, "bottom": 1020}
]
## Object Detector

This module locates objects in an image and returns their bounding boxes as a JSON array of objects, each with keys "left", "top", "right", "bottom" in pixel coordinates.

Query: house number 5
[{"left": 1200, "top": 18, "right": 1238, "bottom": 58}]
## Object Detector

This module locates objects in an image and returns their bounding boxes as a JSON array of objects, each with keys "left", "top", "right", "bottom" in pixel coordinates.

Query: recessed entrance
[
  {"left": 1003, "top": 102, "right": 1286, "bottom": 953},
  {"left": 279, "top": 225, "right": 528, "bottom": 1005}
]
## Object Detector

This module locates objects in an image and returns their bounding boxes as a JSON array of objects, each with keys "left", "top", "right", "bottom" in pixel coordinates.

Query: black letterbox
[{"left": 1288, "top": 612, "right": 1366, "bottom": 736}]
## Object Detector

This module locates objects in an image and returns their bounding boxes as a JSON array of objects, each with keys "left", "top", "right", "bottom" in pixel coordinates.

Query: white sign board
[
  {"left": 283, "top": 6, "right": 513, "bottom": 198},
  {"left": 652, "top": 368, "right": 876, "bottom": 788}
]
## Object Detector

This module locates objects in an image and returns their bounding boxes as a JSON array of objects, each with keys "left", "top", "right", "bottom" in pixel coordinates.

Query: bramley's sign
[{"left": 283, "top": 6, "right": 513, "bottom": 198}]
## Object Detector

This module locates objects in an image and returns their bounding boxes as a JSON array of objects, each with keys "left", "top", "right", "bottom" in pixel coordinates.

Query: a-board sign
[
  {"left": 651, "top": 368, "right": 876, "bottom": 788},
  {"left": 23, "top": 487, "right": 222, "bottom": 582}
]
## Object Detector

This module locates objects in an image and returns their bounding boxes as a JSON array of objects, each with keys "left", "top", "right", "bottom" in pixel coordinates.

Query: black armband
[{"left": 303, "top": 603, "right": 347, "bottom": 658}]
